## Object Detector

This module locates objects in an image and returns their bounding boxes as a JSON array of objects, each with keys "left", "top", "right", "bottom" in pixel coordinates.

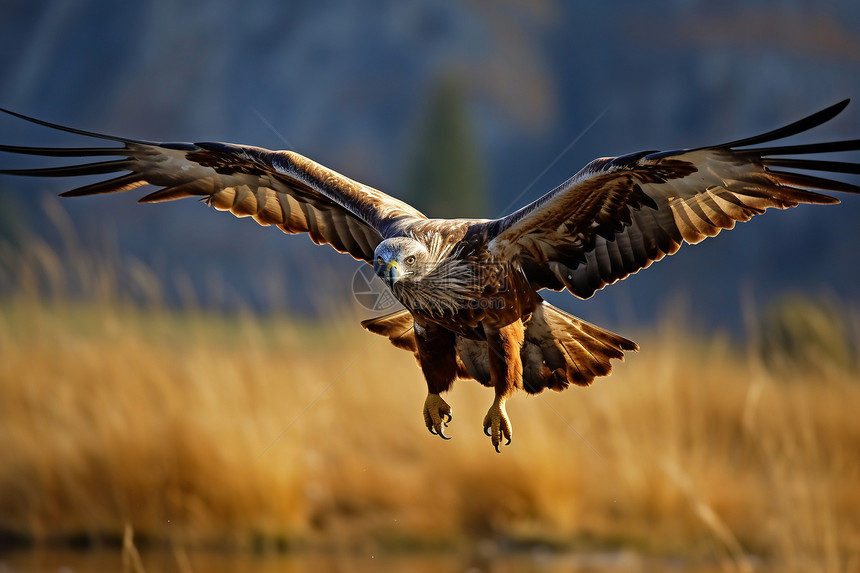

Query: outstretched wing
[
  {"left": 0, "top": 109, "right": 426, "bottom": 263},
  {"left": 488, "top": 100, "right": 860, "bottom": 299}
]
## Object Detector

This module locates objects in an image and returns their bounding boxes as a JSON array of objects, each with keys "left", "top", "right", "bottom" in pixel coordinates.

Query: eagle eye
[
  {"left": 376, "top": 256, "right": 383, "bottom": 266},
  {"left": 405, "top": 255, "right": 416, "bottom": 265}
]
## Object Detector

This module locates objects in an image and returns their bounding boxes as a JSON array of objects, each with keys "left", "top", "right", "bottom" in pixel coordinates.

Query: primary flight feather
[{"left": 2, "top": 101, "right": 858, "bottom": 452}]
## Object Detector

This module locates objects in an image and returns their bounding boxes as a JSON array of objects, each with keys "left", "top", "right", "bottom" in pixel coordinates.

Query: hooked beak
[{"left": 385, "top": 260, "right": 403, "bottom": 285}]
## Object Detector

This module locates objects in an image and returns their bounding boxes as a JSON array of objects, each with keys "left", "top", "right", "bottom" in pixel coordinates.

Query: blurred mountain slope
[{"left": 0, "top": 0, "right": 858, "bottom": 328}]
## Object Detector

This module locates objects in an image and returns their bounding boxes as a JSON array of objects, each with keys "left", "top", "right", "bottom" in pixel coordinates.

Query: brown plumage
[{"left": 2, "top": 101, "right": 859, "bottom": 452}]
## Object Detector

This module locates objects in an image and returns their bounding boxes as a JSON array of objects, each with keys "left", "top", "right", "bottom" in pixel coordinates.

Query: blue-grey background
[{"left": 0, "top": 0, "right": 858, "bottom": 331}]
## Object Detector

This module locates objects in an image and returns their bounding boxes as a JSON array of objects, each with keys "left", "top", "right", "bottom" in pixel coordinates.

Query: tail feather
[
  {"left": 360, "top": 309, "right": 418, "bottom": 354},
  {"left": 521, "top": 302, "right": 637, "bottom": 392},
  {"left": 359, "top": 302, "right": 638, "bottom": 395}
]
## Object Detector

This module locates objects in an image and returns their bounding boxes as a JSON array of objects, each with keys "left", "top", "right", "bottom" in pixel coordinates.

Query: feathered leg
[
  {"left": 482, "top": 320, "right": 525, "bottom": 452},
  {"left": 414, "top": 321, "right": 457, "bottom": 439}
]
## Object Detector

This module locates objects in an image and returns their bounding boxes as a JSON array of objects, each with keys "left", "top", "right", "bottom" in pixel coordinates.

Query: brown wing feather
[
  {"left": 0, "top": 109, "right": 426, "bottom": 263},
  {"left": 489, "top": 100, "right": 860, "bottom": 299}
]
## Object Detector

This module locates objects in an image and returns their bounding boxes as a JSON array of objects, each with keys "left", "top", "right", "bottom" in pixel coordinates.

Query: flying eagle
[{"left": 1, "top": 101, "right": 859, "bottom": 452}]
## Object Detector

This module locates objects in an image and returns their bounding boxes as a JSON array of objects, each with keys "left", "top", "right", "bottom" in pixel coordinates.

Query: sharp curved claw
[
  {"left": 484, "top": 426, "right": 492, "bottom": 437},
  {"left": 505, "top": 436, "right": 512, "bottom": 446},
  {"left": 494, "top": 443, "right": 501, "bottom": 454},
  {"left": 423, "top": 394, "right": 453, "bottom": 442}
]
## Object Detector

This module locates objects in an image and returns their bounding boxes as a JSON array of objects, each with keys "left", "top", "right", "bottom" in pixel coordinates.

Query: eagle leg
[
  {"left": 414, "top": 321, "right": 458, "bottom": 441},
  {"left": 423, "top": 393, "right": 453, "bottom": 439},
  {"left": 482, "top": 320, "right": 525, "bottom": 453},
  {"left": 482, "top": 395, "right": 512, "bottom": 453}
]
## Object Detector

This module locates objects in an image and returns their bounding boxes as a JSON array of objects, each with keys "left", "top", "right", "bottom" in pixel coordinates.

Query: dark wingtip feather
[
  {"left": 765, "top": 158, "right": 860, "bottom": 176},
  {"left": 751, "top": 139, "right": 860, "bottom": 157},
  {"left": 0, "top": 143, "right": 130, "bottom": 157},
  {"left": 0, "top": 107, "right": 150, "bottom": 145},
  {"left": 717, "top": 99, "right": 852, "bottom": 149},
  {"left": 768, "top": 169, "right": 860, "bottom": 196},
  {"left": 0, "top": 159, "right": 130, "bottom": 178},
  {"left": 57, "top": 174, "right": 148, "bottom": 197}
]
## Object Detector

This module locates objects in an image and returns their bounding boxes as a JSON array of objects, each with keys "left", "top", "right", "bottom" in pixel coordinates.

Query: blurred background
[
  {"left": 1, "top": 2, "right": 860, "bottom": 572},
  {"left": 0, "top": 0, "right": 858, "bottom": 329}
]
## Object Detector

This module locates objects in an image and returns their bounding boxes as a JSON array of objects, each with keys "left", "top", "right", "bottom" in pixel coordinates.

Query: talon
[
  {"left": 423, "top": 393, "right": 453, "bottom": 441},
  {"left": 482, "top": 397, "right": 512, "bottom": 452},
  {"left": 444, "top": 412, "right": 453, "bottom": 424}
]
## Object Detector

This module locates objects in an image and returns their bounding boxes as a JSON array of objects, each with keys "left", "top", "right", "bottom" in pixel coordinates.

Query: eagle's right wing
[
  {"left": 487, "top": 100, "right": 860, "bottom": 299},
  {"left": 0, "top": 109, "right": 426, "bottom": 263}
]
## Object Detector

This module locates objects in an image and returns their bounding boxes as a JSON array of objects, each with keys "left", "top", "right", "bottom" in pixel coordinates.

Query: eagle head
[{"left": 373, "top": 237, "right": 430, "bottom": 288}]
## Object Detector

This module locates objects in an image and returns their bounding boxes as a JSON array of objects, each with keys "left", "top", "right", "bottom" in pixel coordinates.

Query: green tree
[{"left": 404, "top": 74, "right": 486, "bottom": 219}]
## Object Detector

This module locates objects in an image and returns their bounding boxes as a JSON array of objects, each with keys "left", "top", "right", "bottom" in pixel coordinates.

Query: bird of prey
[{"left": 1, "top": 101, "right": 858, "bottom": 452}]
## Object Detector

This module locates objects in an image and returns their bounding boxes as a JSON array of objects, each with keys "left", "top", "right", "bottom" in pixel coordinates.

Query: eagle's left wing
[
  {"left": 0, "top": 109, "right": 426, "bottom": 263},
  {"left": 488, "top": 100, "right": 860, "bottom": 299}
]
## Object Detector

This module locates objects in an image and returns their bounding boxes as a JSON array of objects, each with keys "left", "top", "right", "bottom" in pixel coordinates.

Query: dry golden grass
[{"left": 0, "top": 242, "right": 859, "bottom": 571}]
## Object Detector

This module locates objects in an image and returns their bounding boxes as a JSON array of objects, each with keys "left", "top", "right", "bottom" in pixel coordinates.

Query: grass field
[{"left": 0, "top": 242, "right": 859, "bottom": 572}]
